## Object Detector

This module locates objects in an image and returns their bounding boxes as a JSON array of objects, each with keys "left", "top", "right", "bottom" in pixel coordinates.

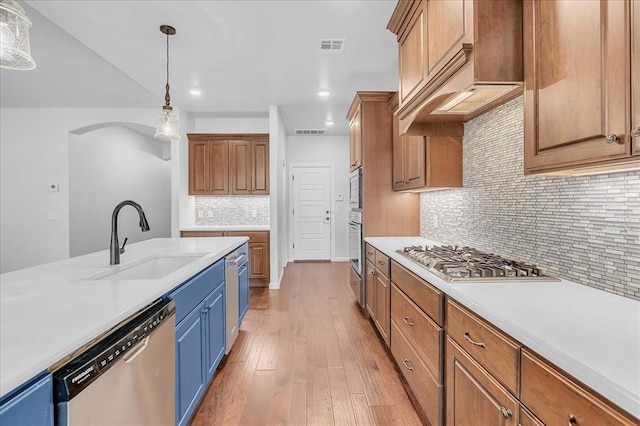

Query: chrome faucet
[{"left": 110, "top": 200, "right": 150, "bottom": 265}]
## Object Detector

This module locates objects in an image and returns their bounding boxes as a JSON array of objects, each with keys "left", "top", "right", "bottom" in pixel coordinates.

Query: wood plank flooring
[{"left": 190, "top": 262, "right": 423, "bottom": 426}]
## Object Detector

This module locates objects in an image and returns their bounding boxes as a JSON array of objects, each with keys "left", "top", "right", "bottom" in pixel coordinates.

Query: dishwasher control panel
[{"left": 53, "top": 299, "right": 175, "bottom": 401}]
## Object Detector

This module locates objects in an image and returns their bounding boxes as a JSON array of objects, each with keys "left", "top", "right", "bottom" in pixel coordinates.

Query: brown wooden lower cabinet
[
  {"left": 519, "top": 405, "right": 543, "bottom": 426},
  {"left": 391, "top": 321, "right": 443, "bottom": 426},
  {"left": 364, "top": 251, "right": 391, "bottom": 346},
  {"left": 520, "top": 349, "right": 638, "bottom": 426},
  {"left": 446, "top": 337, "right": 519, "bottom": 426},
  {"left": 181, "top": 230, "right": 270, "bottom": 286}
]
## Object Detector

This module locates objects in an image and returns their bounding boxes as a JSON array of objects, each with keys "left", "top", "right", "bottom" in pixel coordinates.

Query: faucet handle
[{"left": 119, "top": 237, "right": 128, "bottom": 254}]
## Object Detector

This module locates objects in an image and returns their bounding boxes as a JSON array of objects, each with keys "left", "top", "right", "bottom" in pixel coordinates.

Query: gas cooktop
[{"left": 397, "top": 245, "right": 558, "bottom": 282}]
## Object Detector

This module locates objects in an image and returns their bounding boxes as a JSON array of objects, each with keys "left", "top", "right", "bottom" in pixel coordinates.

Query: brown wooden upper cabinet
[
  {"left": 348, "top": 106, "right": 362, "bottom": 172},
  {"left": 387, "top": 0, "right": 523, "bottom": 135},
  {"left": 188, "top": 139, "right": 229, "bottom": 195},
  {"left": 390, "top": 93, "right": 462, "bottom": 191},
  {"left": 188, "top": 134, "right": 269, "bottom": 195},
  {"left": 524, "top": 0, "right": 640, "bottom": 174},
  {"left": 230, "top": 139, "right": 269, "bottom": 195}
]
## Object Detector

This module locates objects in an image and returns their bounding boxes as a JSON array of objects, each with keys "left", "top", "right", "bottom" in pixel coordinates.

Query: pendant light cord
[{"left": 164, "top": 30, "right": 171, "bottom": 108}]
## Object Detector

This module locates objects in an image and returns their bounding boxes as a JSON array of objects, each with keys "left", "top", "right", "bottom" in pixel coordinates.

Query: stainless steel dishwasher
[
  {"left": 53, "top": 299, "right": 175, "bottom": 426},
  {"left": 225, "top": 249, "right": 246, "bottom": 354}
]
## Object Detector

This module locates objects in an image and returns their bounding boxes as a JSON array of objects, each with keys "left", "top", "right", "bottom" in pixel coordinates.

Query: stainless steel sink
[{"left": 91, "top": 253, "right": 207, "bottom": 280}]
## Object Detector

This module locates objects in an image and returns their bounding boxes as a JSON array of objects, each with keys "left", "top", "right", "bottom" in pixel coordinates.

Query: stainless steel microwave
[{"left": 349, "top": 168, "right": 362, "bottom": 210}]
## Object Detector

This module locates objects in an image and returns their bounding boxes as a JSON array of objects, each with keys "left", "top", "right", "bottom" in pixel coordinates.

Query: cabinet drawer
[
  {"left": 521, "top": 350, "right": 637, "bottom": 426},
  {"left": 374, "top": 250, "right": 390, "bottom": 277},
  {"left": 391, "top": 261, "right": 443, "bottom": 326},
  {"left": 365, "top": 243, "right": 376, "bottom": 263},
  {"left": 226, "top": 231, "right": 269, "bottom": 243},
  {"left": 391, "top": 284, "right": 443, "bottom": 384},
  {"left": 447, "top": 299, "right": 520, "bottom": 395},
  {"left": 169, "top": 259, "right": 225, "bottom": 324},
  {"left": 391, "top": 321, "right": 443, "bottom": 426}
]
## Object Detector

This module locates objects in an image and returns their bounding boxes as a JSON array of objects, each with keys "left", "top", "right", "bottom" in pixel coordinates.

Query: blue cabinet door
[
  {"left": 204, "top": 283, "right": 226, "bottom": 384},
  {"left": 0, "top": 374, "right": 52, "bottom": 426},
  {"left": 175, "top": 305, "right": 206, "bottom": 426},
  {"left": 238, "top": 260, "right": 249, "bottom": 325}
]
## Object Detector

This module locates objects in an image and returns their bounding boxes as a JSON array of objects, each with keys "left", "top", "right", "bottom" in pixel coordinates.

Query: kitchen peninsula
[{"left": 0, "top": 237, "right": 247, "bottom": 423}]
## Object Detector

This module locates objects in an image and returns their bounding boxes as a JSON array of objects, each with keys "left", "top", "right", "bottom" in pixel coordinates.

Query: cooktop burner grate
[{"left": 396, "top": 245, "right": 558, "bottom": 282}]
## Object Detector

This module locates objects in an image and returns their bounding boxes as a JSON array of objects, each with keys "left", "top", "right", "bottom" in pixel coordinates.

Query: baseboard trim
[
  {"left": 332, "top": 257, "right": 349, "bottom": 262},
  {"left": 269, "top": 282, "right": 280, "bottom": 289}
]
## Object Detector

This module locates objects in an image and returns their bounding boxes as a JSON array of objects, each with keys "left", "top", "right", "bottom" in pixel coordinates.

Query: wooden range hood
[{"left": 387, "top": 0, "right": 523, "bottom": 136}]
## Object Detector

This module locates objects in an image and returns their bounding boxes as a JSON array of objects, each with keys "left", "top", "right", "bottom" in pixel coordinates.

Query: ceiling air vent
[
  {"left": 294, "top": 129, "right": 327, "bottom": 135},
  {"left": 319, "top": 39, "right": 345, "bottom": 53}
]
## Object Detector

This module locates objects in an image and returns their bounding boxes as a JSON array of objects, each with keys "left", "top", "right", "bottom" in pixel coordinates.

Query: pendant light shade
[
  {"left": 0, "top": 0, "right": 36, "bottom": 70},
  {"left": 154, "top": 25, "right": 179, "bottom": 141}
]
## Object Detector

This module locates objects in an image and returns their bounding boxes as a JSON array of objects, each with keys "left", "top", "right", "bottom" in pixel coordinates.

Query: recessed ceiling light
[
  {"left": 326, "top": 121, "right": 334, "bottom": 126},
  {"left": 318, "top": 91, "right": 330, "bottom": 97},
  {"left": 189, "top": 89, "right": 202, "bottom": 96}
]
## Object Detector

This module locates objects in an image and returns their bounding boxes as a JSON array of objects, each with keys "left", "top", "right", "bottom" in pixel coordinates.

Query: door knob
[
  {"left": 605, "top": 134, "right": 622, "bottom": 144},
  {"left": 325, "top": 217, "right": 330, "bottom": 221}
]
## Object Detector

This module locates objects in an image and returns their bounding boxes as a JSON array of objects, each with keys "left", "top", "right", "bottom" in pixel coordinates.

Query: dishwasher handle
[
  {"left": 123, "top": 336, "right": 149, "bottom": 364},
  {"left": 227, "top": 253, "right": 247, "bottom": 266}
]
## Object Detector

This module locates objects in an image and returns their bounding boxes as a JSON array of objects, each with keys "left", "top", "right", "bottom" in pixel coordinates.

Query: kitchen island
[
  {"left": 0, "top": 237, "right": 247, "bottom": 400},
  {"left": 366, "top": 236, "right": 640, "bottom": 423}
]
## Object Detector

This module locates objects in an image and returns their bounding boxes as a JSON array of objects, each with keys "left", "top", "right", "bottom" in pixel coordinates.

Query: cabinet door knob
[
  {"left": 568, "top": 415, "right": 577, "bottom": 425},
  {"left": 631, "top": 126, "right": 640, "bottom": 138},
  {"left": 605, "top": 134, "right": 622, "bottom": 144},
  {"left": 500, "top": 407, "right": 512, "bottom": 419}
]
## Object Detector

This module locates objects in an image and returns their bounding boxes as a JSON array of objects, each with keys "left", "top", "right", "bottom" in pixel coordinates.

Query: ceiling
[{"left": 1, "top": 1, "right": 400, "bottom": 136}]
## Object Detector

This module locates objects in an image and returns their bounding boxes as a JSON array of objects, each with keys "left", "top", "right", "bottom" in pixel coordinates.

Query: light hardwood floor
[{"left": 190, "top": 261, "right": 423, "bottom": 426}]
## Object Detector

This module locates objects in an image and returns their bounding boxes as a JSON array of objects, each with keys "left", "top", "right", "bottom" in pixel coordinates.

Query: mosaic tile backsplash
[
  {"left": 195, "top": 196, "right": 270, "bottom": 226},
  {"left": 420, "top": 96, "right": 640, "bottom": 300}
]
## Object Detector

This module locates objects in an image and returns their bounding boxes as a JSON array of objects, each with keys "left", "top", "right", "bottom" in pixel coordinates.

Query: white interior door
[{"left": 292, "top": 166, "right": 331, "bottom": 260}]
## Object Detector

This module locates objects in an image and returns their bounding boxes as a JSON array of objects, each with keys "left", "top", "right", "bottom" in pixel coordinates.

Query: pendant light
[
  {"left": 154, "top": 25, "right": 179, "bottom": 141},
  {"left": 0, "top": 0, "right": 36, "bottom": 70}
]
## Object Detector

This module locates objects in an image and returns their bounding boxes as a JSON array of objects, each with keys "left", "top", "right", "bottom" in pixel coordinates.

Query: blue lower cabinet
[
  {"left": 171, "top": 259, "right": 227, "bottom": 426},
  {"left": 175, "top": 304, "right": 206, "bottom": 426},
  {"left": 238, "top": 261, "right": 249, "bottom": 325},
  {"left": 0, "top": 373, "right": 53, "bottom": 426},
  {"left": 204, "top": 283, "right": 226, "bottom": 383}
]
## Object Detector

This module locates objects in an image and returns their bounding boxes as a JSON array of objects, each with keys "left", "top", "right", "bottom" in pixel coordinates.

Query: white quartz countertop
[
  {"left": 0, "top": 237, "right": 248, "bottom": 398},
  {"left": 365, "top": 236, "right": 640, "bottom": 419},
  {"left": 181, "top": 225, "right": 270, "bottom": 232}
]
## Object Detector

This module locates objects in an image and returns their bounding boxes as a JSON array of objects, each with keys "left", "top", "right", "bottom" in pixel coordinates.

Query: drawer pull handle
[
  {"left": 568, "top": 415, "right": 577, "bottom": 425},
  {"left": 500, "top": 407, "right": 512, "bottom": 419},
  {"left": 464, "top": 332, "right": 486, "bottom": 348},
  {"left": 367, "top": 251, "right": 374, "bottom": 255},
  {"left": 402, "top": 317, "right": 415, "bottom": 327},
  {"left": 402, "top": 359, "right": 414, "bottom": 371},
  {"left": 377, "top": 260, "right": 385, "bottom": 265}
]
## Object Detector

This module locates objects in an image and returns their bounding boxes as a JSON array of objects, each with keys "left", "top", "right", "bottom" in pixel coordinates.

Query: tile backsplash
[
  {"left": 420, "top": 96, "right": 640, "bottom": 300},
  {"left": 195, "top": 196, "right": 270, "bottom": 226}
]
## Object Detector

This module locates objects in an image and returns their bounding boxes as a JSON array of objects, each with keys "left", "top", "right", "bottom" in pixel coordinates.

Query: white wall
[
  {"left": 269, "top": 106, "right": 287, "bottom": 288},
  {"left": 0, "top": 107, "right": 160, "bottom": 272},
  {"left": 69, "top": 126, "right": 171, "bottom": 257},
  {"left": 286, "top": 135, "right": 350, "bottom": 261},
  {"left": 192, "top": 116, "right": 269, "bottom": 134}
]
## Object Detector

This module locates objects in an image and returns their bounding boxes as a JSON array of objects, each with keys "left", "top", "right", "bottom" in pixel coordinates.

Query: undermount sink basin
[{"left": 92, "top": 253, "right": 207, "bottom": 281}]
